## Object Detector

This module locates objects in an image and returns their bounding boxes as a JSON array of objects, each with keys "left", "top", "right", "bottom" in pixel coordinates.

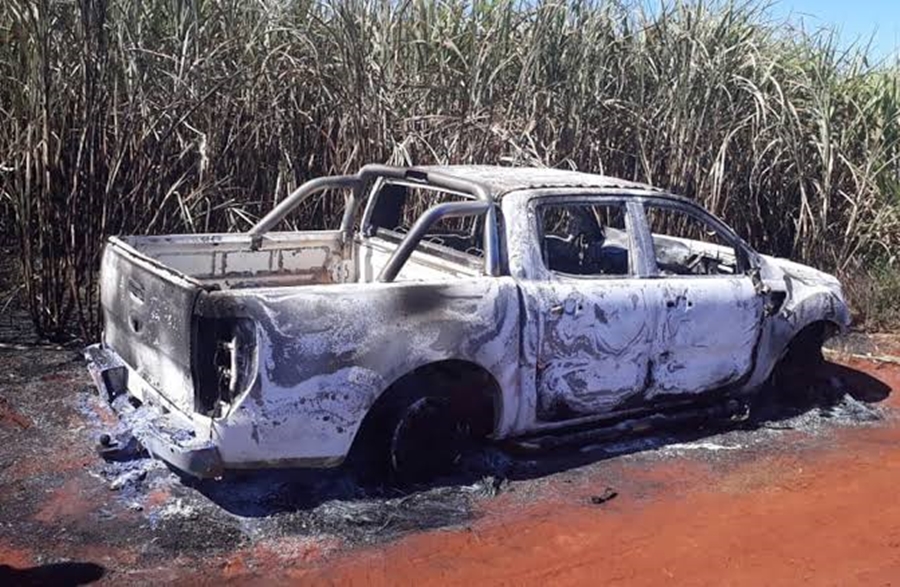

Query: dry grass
[{"left": 1, "top": 0, "right": 899, "bottom": 340}]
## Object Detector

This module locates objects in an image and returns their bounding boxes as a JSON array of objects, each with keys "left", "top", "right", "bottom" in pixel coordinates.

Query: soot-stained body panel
[
  {"left": 195, "top": 278, "right": 522, "bottom": 467},
  {"left": 526, "top": 279, "right": 656, "bottom": 418}
]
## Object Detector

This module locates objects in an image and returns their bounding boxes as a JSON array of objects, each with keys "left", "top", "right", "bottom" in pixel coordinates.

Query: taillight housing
[{"left": 193, "top": 317, "right": 258, "bottom": 417}]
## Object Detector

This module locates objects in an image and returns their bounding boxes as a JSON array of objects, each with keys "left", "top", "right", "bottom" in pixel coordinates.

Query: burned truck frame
[{"left": 86, "top": 165, "right": 850, "bottom": 479}]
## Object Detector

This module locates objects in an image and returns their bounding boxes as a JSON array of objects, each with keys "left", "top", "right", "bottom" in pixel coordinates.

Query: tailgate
[{"left": 100, "top": 238, "right": 204, "bottom": 416}]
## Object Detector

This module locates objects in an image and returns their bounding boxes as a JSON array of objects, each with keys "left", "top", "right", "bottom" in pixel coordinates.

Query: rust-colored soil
[
  {"left": 1, "top": 349, "right": 900, "bottom": 586},
  {"left": 293, "top": 416, "right": 900, "bottom": 586},
  {"left": 0, "top": 395, "right": 30, "bottom": 430},
  {"left": 270, "top": 358, "right": 900, "bottom": 586}
]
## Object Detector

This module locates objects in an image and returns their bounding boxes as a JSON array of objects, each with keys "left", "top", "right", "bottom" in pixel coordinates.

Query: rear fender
[{"left": 197, "top": 277, "right": 522, "bottom": 467}]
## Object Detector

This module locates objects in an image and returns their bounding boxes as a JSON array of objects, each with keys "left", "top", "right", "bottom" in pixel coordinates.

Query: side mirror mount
[{"left": 748, "top": 266, "right": 769, "bottom": 295}]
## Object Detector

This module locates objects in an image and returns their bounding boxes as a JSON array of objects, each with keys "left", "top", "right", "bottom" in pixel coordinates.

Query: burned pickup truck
[{"left": 86, "top": 165, "right": 849, "bottom": 480}]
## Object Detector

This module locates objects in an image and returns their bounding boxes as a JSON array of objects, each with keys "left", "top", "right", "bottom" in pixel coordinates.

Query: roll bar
[
  {"left": 249, "top": 174, "right": 363, "bottom": 250},
  {"left": 377, "top": 199, "right": 490, "bottom": 282},
  {"left": 247, "top": 165, "right": 500, "bottom": 280}
]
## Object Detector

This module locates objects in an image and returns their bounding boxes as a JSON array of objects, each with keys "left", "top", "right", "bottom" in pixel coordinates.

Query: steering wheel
[{"left": 683, "top": 252, "right": 707, "bottom": 274}]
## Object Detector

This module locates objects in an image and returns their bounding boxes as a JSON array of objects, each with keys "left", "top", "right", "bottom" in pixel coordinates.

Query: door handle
[{"left": 550, "top": 298, "right": 579, "bottom": 316}]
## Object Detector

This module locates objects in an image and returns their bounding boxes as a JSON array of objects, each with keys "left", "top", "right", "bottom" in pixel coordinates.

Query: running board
[{"left": 509, "top": 399, "right": 747, "bottom": 452}]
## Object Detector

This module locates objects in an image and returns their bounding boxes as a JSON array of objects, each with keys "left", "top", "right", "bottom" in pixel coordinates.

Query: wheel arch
[
  {"left": 753, "top": 317, "right": 842, "bottom": 387},
  {"left": 747, "top": 307, "right": 846, "bottom": 392},
  {"left": 347, "top": 358, "right": 504, "bottom": 458},
  {"left": 779, "top": 319, "right": 840, "bottom": 361}
]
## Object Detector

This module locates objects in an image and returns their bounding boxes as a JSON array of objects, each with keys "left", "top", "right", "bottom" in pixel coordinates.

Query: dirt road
[{"left": 1, "top": 344, "right": 899, "bottom": 586}]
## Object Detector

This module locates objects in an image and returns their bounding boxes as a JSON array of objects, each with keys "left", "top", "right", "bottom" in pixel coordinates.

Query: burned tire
[
  {"left": 388, "top": 395, "right": 471, "bottom": 485},
  {"left": 768, "top": 322, "right": 832, "bottom": 405},
  {"left": 348, "top": 390, "right": 478, "bottom": 486},
  {"left": 347, "top": 366, "right": 495, "bottom": 487}
]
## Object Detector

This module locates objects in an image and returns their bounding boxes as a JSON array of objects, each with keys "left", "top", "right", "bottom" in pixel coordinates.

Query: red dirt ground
[
  {"left": 286, "top": 428, "right": 900, "bottom": 586},
  {"left": 2, "top": 353, "right": 900, "bottom": 586},
  {"left": 282, "top": 358, "right": 900, "bottom": 586}
]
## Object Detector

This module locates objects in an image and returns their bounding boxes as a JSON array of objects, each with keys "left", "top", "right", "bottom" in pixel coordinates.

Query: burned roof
[{"left": 410, "top": 165, "right": 662, "bottom": 198}]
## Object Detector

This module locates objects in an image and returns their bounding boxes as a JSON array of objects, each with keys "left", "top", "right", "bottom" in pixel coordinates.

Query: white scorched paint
[{"left": 89, "top": 167, "right": 851, "bottom": 477}]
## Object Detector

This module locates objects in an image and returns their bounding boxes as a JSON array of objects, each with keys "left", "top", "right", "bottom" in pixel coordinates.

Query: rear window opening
[
  {"left": 538, "top": 201, "right": 631, "bottom": 277},
  {"left": 366, "top": 181, "right": 486, "bottom": 268}
]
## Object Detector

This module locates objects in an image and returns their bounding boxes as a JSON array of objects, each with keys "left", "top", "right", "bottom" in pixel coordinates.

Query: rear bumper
[{"left": 84, "top": 343, "right": 224, "bottom": 479}]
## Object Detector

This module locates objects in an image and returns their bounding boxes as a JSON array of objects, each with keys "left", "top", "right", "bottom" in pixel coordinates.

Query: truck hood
[{"left": 759, "top": 255, "right": 842, "bottom": 290}]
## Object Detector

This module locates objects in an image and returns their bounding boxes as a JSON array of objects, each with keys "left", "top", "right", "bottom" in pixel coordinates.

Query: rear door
[
  {"left": 518, "top": 198, "right": 659, "bottom": 420},
  {"left": 636, "top": 200, "right": 765, "bottom": 399}
]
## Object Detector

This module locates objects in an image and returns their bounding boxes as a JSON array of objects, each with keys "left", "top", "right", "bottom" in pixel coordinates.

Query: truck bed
[{"left": 117, "top": 229, "right": 481, "bottom": 291}]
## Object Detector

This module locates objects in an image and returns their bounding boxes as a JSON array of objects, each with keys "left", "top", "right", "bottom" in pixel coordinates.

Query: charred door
[
  {"left": 522, "top": 200, "right": 657, "bottom": 420},
  {"left": 638, "top": 202, "right": 764, "bottom": 399}
]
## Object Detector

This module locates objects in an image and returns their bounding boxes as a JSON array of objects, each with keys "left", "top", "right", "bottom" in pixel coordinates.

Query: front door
[{"left": 637, "top": 201, "right": 765, "bottom": 399}]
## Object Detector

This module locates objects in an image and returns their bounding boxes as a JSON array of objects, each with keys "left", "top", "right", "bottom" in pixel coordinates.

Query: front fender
[{"left": 745, "top": 256, "right": 850, "bottom": 389}]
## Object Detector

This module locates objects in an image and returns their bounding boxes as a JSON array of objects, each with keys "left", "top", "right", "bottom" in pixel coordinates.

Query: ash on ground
[
  {"left": 78, "top": 367, "right": 888, "bottom": 552},
  {"left": 3, "top": 345, "right": 889, "bottom": 564}
]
